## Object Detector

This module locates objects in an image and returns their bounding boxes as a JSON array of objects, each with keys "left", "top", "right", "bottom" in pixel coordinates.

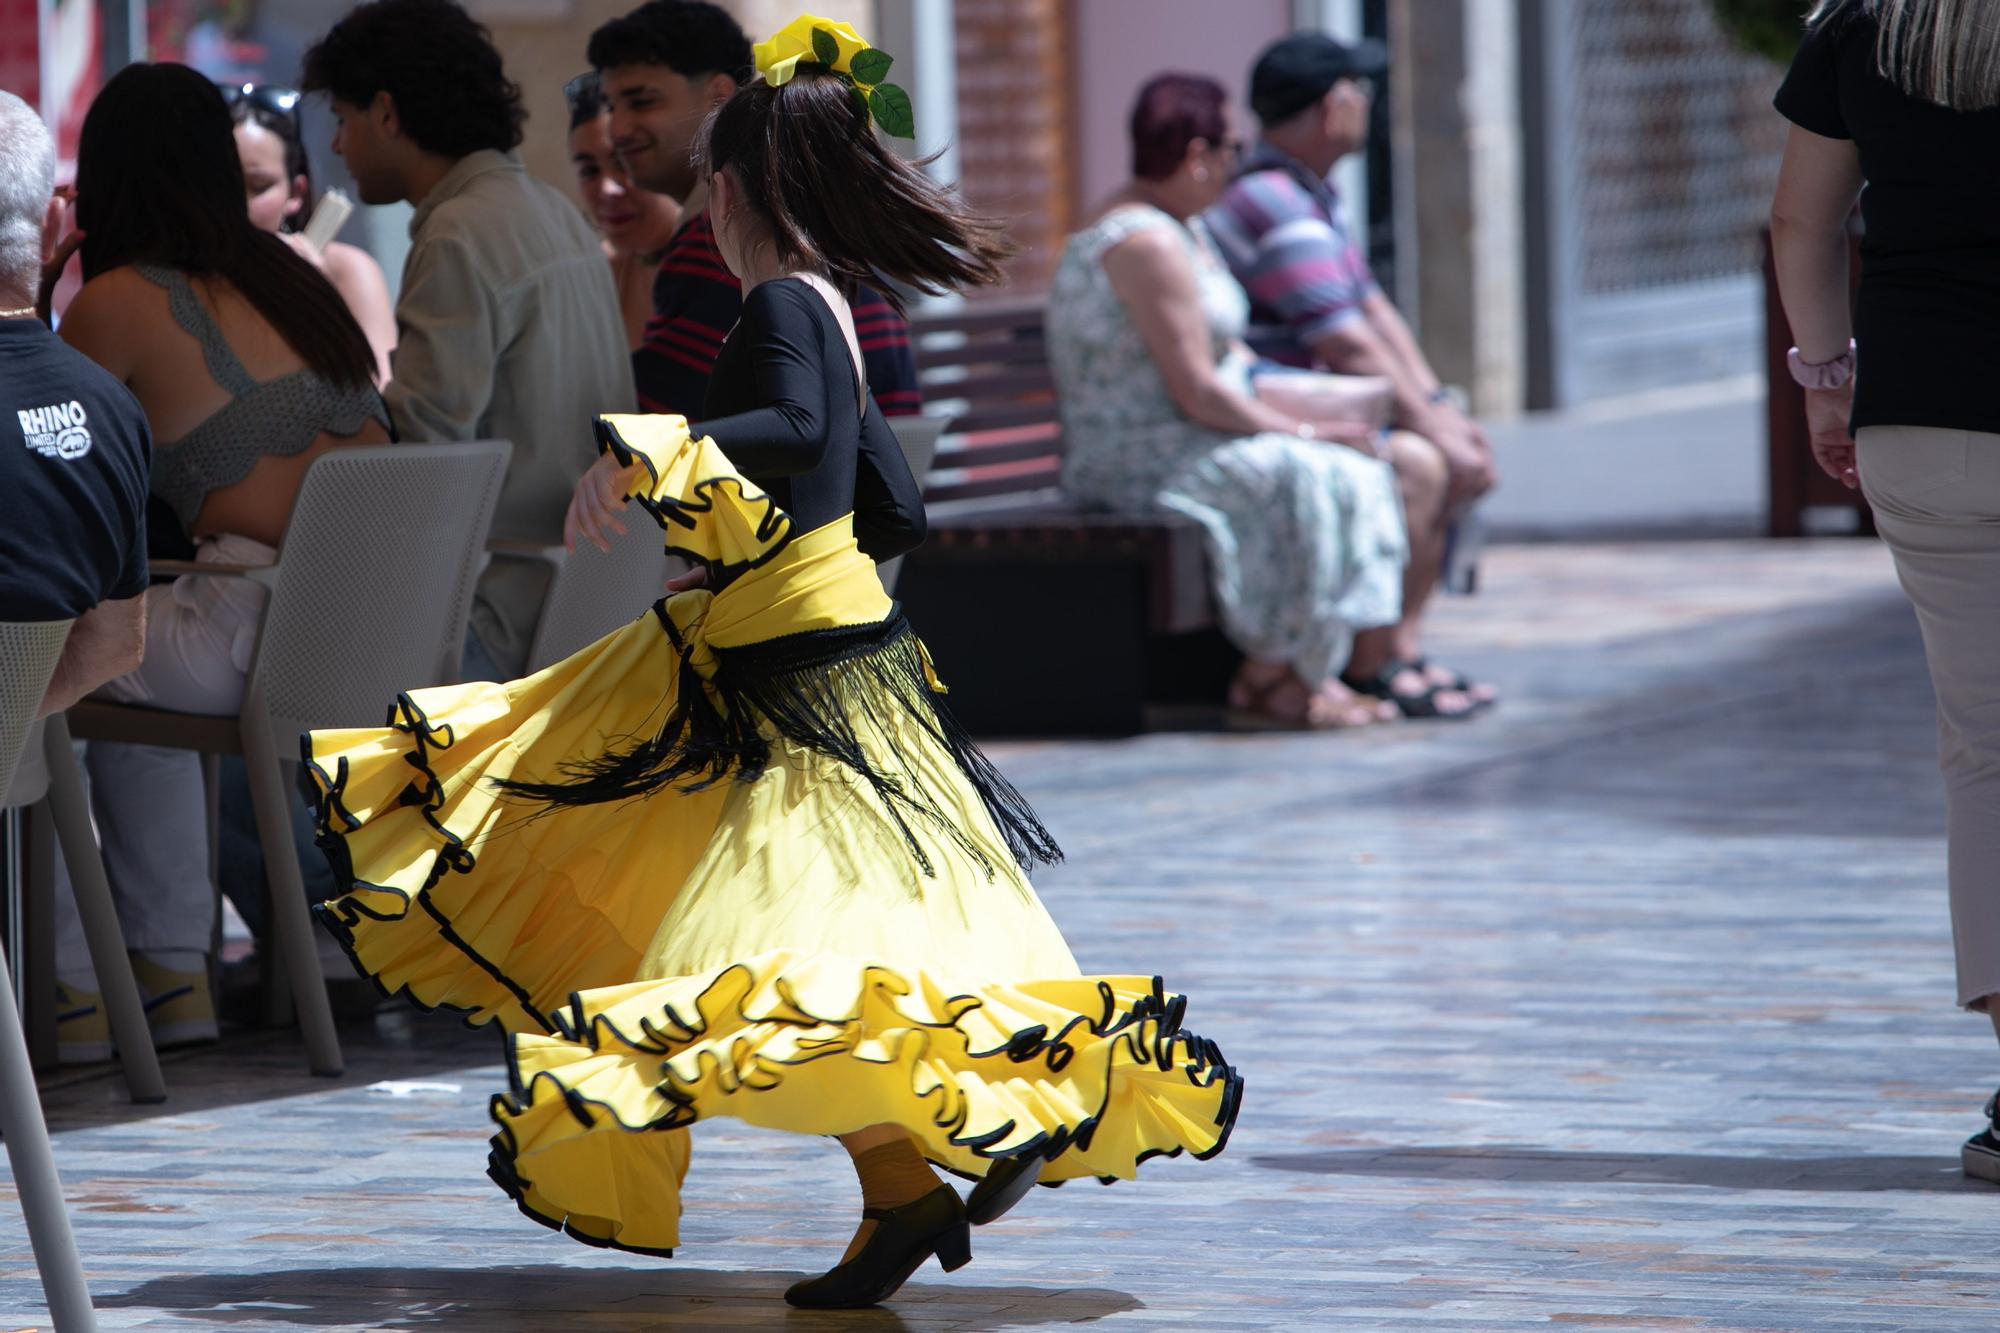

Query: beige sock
[{"left": 842, "top": 1137, "right": 940, "bottom": 1262}]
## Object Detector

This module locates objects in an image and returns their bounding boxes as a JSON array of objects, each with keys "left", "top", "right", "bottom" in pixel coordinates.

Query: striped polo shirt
[
  {"left": 632, "top": 209, "right": 923, "bottom": 419},
  {"left": 1205, "top": 144, "right": 1379, "bottom": 368}
]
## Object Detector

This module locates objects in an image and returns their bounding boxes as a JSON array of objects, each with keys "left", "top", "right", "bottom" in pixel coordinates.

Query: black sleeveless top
[{"left": 690, "top": 277, "right": 925, "bottom": 563}]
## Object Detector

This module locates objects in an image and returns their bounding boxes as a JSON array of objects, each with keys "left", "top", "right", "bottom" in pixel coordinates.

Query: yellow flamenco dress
[{"left": 302, "top": 414, "right": 1242, "bottom": 1256}]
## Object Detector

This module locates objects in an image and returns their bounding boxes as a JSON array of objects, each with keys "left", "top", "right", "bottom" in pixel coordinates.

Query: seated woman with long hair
[
  {"left": 1049, "top": 73, "right": 1459, "bottom": 728},
  {"left": 226, "top": 81, "right": 398, "bottom": 383},
  {"left": 44, "top": 62, "right": 390, "bottom": 1057}
]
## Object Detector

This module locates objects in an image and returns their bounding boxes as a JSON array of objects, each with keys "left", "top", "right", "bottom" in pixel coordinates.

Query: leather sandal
[
  {"left": 1410, "top": 657, "right": 1497, "bottom": 710},
  {"left": 1340, "top": 658, "right": 1479, "bottom": 721}
]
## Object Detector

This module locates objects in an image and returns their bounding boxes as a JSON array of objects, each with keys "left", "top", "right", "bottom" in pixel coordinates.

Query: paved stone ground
[{"left": 7, "top": 538, "right": 1999, "bottom": 1331}]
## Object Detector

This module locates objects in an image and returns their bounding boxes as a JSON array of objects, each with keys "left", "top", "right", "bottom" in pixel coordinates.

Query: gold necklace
[{"left": 0, "top": 305, "right": 37, "bottom": 319}]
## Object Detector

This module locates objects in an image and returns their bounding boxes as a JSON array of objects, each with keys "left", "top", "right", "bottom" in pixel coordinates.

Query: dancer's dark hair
[
  {"left": 696, "top": 70, "right": 1014, "bottom": 312},
  {"left": 75, "top": 63, "right": 375, "bottom": 390},
  {"left": 302, "top": 0, "right": 525, "bottom": 158}
]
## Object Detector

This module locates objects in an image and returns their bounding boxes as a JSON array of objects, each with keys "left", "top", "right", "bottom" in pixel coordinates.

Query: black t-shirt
[
  {"left": 0, "top": 318, "right": 151, "bottom": 621},
  {"left": 1776, "top": 10, "right": 2000, "bottom": 435}
]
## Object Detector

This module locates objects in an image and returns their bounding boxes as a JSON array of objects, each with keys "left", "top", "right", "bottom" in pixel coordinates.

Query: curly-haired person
[{"left": 303, "top": 0, "right": 635, "bottom": 679}]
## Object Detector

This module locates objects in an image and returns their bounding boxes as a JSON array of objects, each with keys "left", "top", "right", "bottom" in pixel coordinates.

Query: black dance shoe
[
  {"left": 965, "top": 1152, "right": 1042, "bottom": 1225},
  {"left": 784, "top": 1184, "right": 971, "bottom": 1309}
]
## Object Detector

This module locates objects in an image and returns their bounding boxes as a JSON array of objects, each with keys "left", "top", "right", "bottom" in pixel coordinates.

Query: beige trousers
[{"left": 1858, "top": 425, "right": 2000, "bottom": 1009}]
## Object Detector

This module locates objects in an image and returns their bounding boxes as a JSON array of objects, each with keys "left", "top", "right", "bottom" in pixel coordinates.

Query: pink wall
[{"left": 1068, "top": 0, "right": 1296, "bottom": 215}]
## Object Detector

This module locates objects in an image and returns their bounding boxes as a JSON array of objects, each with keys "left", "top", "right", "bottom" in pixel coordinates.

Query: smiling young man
[
  {"left": 588, "top": 1, "right": 921, "bottom": 419},
  {"left": 302, "top": 0, "right": 634, "bottom": 678}
]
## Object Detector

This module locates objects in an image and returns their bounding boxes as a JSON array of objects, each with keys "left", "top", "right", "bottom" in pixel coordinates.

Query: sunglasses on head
[
  {"left": 563, "top": 71, "right": 601, "bottom": 113},
  {"left": 220, "top": 83, "right": 303, "bottom": 121}
]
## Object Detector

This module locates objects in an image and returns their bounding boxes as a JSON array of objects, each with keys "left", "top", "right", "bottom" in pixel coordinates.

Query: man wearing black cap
[{"left": 1209, "top": 31, "right": 1498, "bottom": 713}]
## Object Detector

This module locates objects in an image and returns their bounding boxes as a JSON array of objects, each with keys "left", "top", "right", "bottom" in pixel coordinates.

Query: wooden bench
[{"left": 893, "top": 301, "right": 1234, "bottom": 736}]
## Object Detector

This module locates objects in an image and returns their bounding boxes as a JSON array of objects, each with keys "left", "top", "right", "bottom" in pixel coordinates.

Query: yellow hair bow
[{"left": 752, "top": 13, "right": 915, "bottom": 138}]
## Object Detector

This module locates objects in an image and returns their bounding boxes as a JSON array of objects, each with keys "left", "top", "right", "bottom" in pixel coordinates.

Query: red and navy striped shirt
[{"left": 633, "top": 210, "right": 923, "bottom": 419}]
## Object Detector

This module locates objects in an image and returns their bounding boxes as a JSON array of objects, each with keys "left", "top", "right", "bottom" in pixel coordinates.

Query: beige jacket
[{"left": 385, "top": 150, "right": 635, "bottom": 674}]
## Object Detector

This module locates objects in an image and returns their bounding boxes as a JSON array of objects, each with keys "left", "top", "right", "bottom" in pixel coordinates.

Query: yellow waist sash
[{"left": 675, "top": 515, "right": 892, "bottom": 660}]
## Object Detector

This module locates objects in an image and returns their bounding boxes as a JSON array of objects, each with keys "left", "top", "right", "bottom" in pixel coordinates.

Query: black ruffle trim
[
  {"left": 594, "top": 415, "right": 793, "bottom": 581},
  {"left": 483, "top": 1145, "right": 675, "bottom": 1259},
  {"left": 302, "top": 695, "right": 555, "bottom": 1034},
  {"left": 484, "top": 961, "right": 1243, "bottom": 1256}
]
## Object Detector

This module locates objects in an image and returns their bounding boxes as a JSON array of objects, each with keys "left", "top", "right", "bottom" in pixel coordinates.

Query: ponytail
[{"left": 698, "top": 71, "right": 1014, "bottom": 309}]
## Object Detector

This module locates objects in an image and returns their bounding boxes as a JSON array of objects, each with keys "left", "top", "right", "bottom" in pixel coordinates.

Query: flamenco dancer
[{"left": 303, "top": 15, "right": 1240, "bottom": 1310}]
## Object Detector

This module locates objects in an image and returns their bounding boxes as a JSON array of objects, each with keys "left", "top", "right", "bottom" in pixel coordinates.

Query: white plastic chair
[
  {"left": 0, "top": 620, "right": 99, "bottom": 1332},
  {"left": 67, "top": 442, "right": 513, "bottom": 1077},
  {"left": 880, "top": 415, "right": 944, "bottom": 595},
  {"left": 498, "top": 518, "right": 675, "bottom": 676},
  {"left": 3, "top": 711, "right": 165, "bottom": 1103}
]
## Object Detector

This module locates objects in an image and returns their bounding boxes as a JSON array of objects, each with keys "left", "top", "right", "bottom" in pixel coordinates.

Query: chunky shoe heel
[
  {"left": 784, "top": 1185, "right": 971, "bottom": 1309},
  {"left": 934, "top": 1221, "right": 972, "bottom": 1272}
]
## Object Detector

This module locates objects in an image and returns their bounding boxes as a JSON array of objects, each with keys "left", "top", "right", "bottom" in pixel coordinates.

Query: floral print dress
[{"left": 1046, "top": 203, "right": 1408, "bottom": 688}]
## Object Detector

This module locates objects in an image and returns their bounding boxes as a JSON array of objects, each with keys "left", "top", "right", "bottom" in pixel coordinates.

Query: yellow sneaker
[
  {"left": 54, "top": 982, "right": 112, "bottom": 1064},
  {"left": 130, "top": 954, "right": 219, "bottom": 1048}
]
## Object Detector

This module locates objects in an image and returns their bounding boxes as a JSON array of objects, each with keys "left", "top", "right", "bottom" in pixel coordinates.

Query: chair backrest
[
  {"left": 248, "top": 442, "right": 511, "bottom": 738},
  {"left": 909, "top": 301, "right": 1064, "bottom": 509},
  {"left": 0, "top": 622, "right": 71, "bottom": 807},
  {"left": 524, "top": 520, "right": 674, "bottom": 674},
  {"left": 887, "top": 414, "right": 945, "bottom": 485},
  {"left": 877, "top": 416, "right": 946, "bottom": 596}
]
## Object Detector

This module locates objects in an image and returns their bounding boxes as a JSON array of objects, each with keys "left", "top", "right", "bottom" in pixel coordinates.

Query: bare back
[{"left": 60, "top": 266, "right": 391, "bottom": 549}]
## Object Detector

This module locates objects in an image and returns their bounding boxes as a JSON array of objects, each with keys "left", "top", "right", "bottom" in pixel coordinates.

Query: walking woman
[
  {"left": 1770, "top": 0, "right": 2000, "bottom": 1179},
  {"left": 303, "top": 14, "right": 1240, "bottom": 1309}
]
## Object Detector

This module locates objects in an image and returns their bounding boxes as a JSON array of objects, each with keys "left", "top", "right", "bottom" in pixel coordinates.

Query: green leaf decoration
[
  {"left": 850, "top": 47, "right": 893, "bottom": 86},
  {"left": 851, "top": 87, "right": 872, "bottom": 122},
  {"left": 811, "top": 26, "right": 841, "bottom": 66},
  {"left": 867, "top": 82, "right": 915, "bottom": 138}
]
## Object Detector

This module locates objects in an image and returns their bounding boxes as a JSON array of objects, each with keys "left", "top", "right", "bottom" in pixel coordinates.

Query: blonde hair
[{"left": 1810, "top": 0, "right": 2000, "bottom": 111}]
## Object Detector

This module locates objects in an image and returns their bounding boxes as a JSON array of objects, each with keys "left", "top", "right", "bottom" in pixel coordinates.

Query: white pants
[
  {"left": 1857, "top": 427, "right": 2000, "bottom": 1010},
  {"left": 54, "top": 535, "right": 273, "bottom": 984}
]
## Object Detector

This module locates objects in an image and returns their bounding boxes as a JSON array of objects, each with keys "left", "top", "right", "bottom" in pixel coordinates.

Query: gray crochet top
[{"left": 138, "top": 265, "right": 390, "bottom": 529}]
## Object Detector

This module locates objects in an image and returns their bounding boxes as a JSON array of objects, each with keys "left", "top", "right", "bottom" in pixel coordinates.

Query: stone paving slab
[{"left": 7, "top": 539, "right": 2000, "bottom": 1331}]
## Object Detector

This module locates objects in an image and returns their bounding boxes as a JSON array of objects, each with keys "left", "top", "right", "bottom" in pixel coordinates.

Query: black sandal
[
  {"left": 1340, "top": 658, "right": 1479, "bottom": 721},
  {"left": 1410, "top": 657, "right": 1497, "bottom": 711}
]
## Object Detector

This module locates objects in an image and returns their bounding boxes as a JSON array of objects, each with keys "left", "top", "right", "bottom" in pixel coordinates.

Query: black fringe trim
[{"left": 493, "top": 608, "right": 1061, "bottom": 878}]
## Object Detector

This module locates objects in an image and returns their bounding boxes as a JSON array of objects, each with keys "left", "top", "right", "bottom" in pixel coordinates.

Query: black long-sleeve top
[{"left": 689, "top": 278, "right": 926, "bottom": 568}]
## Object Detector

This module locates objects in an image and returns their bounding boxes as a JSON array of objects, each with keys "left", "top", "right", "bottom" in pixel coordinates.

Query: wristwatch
[
  {"left": 1294, "top": 420, "right": 1317, "bottom": 441},
  {"left": 1787, "top": 339, "right": 1856, "bottom": 390}
]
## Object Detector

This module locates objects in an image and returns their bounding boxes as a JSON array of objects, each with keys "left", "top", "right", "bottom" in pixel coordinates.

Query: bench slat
[
  {"left": 912, "top": 339, "right": 1053, "bottom": 371},
  {"left": 923, "top": 466, "right": 1062, "bottom": 506},
  {"left": 933, "top": 437, "right": 1065, "bottom": 471},
  {"left": 921, "top": 367, "right": 1059, "bottom": 403},
  {"left": 910, "top": 301, "right": 1047, "bottom": 338},
  {"left": 949, "top": 402, "right": 1073, "bottom": 435}
]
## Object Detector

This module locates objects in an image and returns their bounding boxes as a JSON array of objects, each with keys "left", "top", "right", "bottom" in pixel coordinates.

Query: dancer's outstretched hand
[{"left": 566, "top": 451, "right": 646, "bottom": 553}]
